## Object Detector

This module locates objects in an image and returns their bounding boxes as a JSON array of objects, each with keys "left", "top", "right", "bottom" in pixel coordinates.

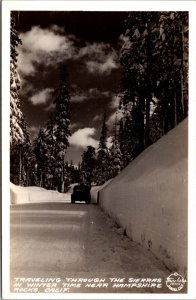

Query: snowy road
[{"left": 10, "top": 203, "right": 170, "bottom": 293}]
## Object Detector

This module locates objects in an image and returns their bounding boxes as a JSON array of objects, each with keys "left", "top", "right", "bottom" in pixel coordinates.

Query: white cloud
[
  {"left": 29, "top": 125, "right": 39, "bottom": 133},
  {"left": 69, "top": 128, "right": 99, "bottom": 149},
  {"left": 86, "top": 55, "right": 118, "bottom": 75},
  {"left": 77, "top": 42, "right": 108, "bottom": 59},
  {"left": 70, "top": 122, "right": 81, "bottom": 130},
  {"left": 106, "top": 136, "right": 113, "bottom": 149},
  {"left": 21, "top": 26, "right": 69, "bottom": 53},
  {"left": 29, "top": 125, "right": 40, "bottom": 140},
  {"left": 110, "top": 95, "right": 121, "bottom": 109},
  {"left": 102, "top": 91, "right": 110, "bottom": 97},
  {"left": 79, "top": 42, "right": 118, "bottom": 75},
  {"left": 20, "top": 78, "right": 34, "bottom": 94},
  {"left": 44, "top": 101, "right": 55, "bottom": 112},
  {"left": 88, "top": 87, "right": 99, "bottom": 94},
  {"left": 118, "top": 33, "right": 130, "bottom": 47},
  {"left": 50, "top": 24, "right": 65, "bottom": 34},
  {"left": 88, "top": 88, "right": 112, "bottom": 97},
  {"left": 71, "top": 88, "right": 112, "bottom": 103},
  {"left": 18, "top": 27, "right": 119, "bottom": 77},
  {"left": 18, "top": 51, "right": 35, "bottom": 75},
  {"left": 18, "top": 26, "right": 76, "bottom": 75},
  {"left": 93, "top": 114, "right": 102, "bottom": 122},
  {"left": 107, "top": 110, "right": 124, "bottom": 128},
  {"left": 30, "top": 88, "right": 54, "bottom": 105},
  {"left": 71, "top": 94, "right": 88, "bottom": 103}
]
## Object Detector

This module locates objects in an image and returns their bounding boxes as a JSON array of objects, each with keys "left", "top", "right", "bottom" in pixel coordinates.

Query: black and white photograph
[{"left": 2, "top": 1, "right": 196, "bottom": 299}]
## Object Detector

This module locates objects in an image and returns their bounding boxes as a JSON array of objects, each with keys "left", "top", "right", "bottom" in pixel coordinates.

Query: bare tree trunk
[
  {"left": 40, "top": 173, "right": 42, "bottom": 187},
  {"left": 26, "top": 169, "right": 29, "bottom": 186},
  {"left": 174, "top": 92, "right": 177, "bottom": 127},
  {"left": 61, "top": 158, "right": 65, "bottom": 193},
  {"left": 181, "top": 18, "right": 188, "bottom": 118},
  {"left": 19, "top": 145, "right": 22, "bottom": 186},
  {"left": 138, "top": 96, "right": 145, "bottom": 153},
  {"left": 180, "top": 69, "right": 184, "bottom": 118},
  {"left": 144, "top": 96, "right": 150, "bottom": 148}
]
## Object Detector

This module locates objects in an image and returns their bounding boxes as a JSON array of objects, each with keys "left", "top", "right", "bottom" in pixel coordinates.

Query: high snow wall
[
  {"left": 10, "top": 183, "right": 70, "bottom": 204},
  {"left": 99, "top": 119, "right": 188, "bottom": 273}
]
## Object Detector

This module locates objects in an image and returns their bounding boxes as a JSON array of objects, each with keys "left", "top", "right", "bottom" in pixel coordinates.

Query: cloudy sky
[{"left": 16, "top": 11, "right": 129, "bottom": 164}]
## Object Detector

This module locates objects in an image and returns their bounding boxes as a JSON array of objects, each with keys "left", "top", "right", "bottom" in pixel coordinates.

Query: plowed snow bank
[
  {"left": 99, "top": 119, "right": 188, "bottom": 273},
  {"left": 10, "top": 183, "right": 71, "bottom": 204}
]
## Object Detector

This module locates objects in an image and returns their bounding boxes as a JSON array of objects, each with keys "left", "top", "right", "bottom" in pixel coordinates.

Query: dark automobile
[{"left": 71, "top": 185, "right": 91, "bottom": 204}]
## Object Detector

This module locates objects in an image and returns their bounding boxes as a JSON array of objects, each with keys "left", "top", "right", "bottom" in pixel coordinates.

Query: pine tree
[
  {"left": 10, "top": 117, "right": 34, "bottom": 186},
  {"left": 109, "top": 139, "right": 122, "bottom": 178},
  {"left": 119, "top": 11, "right": 188, "bottom": 164},
  {"left": 10, "top": 12, "right": 24, "bottom": 146},
  {"left": 120, "top": 12, "right": 161, "bottom": 152},
  {"left": 10, "top": 12, "right": 24, "bottom": 185},
  {"left": 33, "top": 68, "right": 71, "bottom": 191},
  {"left": 118, "top": 112, "right": 137, "bottom": 167},
  {"left": 77, "top": 162, "right": 82, "bottom": 183},
  {"left": 81, "top": 146, "right": 96, "bottom": 186},
  {"left": 34, "top": 128, "right": 49, "bottom": 187},
  {"left": 154, "top": 12, "right": 188, "bottom": 132},
  {"left": 71, "top": 164, "right": 80, "bottom": 184},
  {"left": 52, "top": 67, "right": 71, "bottom": 192},
  {"left": 108, "top": 114, "right": 122, "bottom": 178},
  {"left": 20, "top": 119, "right": 36, "bottom": 186},
  {"left": 95, "top": 114, "right": 110, "bottom": 185},
  {"left": 10, "top": 12, "right": 34, "bottom": 186},
  {"left": 68, "top": 160, "right": 79, "bottom": 184},
  {"left": 44, "top": 114, "right": 57, "bottom": 189}
]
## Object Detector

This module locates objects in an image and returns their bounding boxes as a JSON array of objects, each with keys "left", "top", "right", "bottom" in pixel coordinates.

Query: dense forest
[{"left": 10, "top": 11, "right": 188, "bottom": 191}]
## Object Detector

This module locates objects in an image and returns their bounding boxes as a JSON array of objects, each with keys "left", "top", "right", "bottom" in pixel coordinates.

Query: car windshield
[{"left": 74, "top": 185, "right": 89, "bottom": 191}]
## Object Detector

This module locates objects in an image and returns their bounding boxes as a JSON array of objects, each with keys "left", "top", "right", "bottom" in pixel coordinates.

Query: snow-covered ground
[
  {"left": 90, "top": 179, "right": 113, "bottom": 204},
  {"left": 10, "top": 119, "right": 188, "bottom": 274},
  {"left": 10, "top": 183, "right": 76, "bottom": 205},
  {"left": 10, "top": 203, "right": 171, "bottom": 293},
  {"left": 10, "top": 182, "right": 108, "bottom": 205},
  {"left": 99, "top": 119, "right": 188, "bottom": 273}
]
